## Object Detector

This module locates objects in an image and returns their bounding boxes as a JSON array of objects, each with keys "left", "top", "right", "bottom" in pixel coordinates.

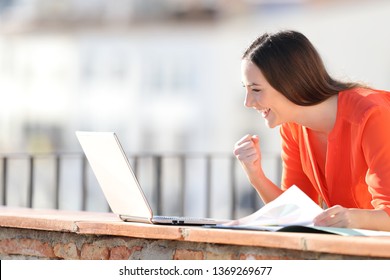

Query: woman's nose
[{"left": 244, "top": 92, "right": 253, "bottom": 108}]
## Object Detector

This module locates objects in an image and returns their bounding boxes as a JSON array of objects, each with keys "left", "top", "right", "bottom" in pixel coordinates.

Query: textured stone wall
[{"left": 0, "top": 227, "right": 379, "bottom": 260}]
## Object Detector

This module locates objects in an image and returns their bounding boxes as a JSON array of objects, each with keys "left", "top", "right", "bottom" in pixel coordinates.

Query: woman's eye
[{"left": 252, "top": 89, "right": 261, "bottom": 93}]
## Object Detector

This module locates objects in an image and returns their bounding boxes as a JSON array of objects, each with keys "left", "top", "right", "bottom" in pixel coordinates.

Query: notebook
[{"left": 75, "top": 131, "right": 229, "bottom": 225}]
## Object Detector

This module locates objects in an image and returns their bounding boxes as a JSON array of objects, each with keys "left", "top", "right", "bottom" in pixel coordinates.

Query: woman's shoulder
[
  {"left": 338, "top": 87, "right": 390, "bottom": 121},
  {"left": 340, "top": 87, "right": 390, "bottom": 104}
]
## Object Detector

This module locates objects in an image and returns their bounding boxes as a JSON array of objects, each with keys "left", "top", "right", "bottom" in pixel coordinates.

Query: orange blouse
[{"left": 280, "top": 88, "right": 390, "bottom": 215}]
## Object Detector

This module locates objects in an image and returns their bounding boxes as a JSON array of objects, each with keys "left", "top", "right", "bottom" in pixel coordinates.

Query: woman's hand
[
  {"left": 233, "top": 134, "right": 264, "bottom": 183},
  {"left": 233, "top": 134, "right": 283, "bottom": 203},
  {"left": 313, "top": 205, "right": 357, "bottom": 228},
  {"left": 314, "top": 205, "right": 390, "bottom": 231}
]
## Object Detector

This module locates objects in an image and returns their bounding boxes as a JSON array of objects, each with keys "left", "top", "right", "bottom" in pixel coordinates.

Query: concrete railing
[{"left": 1, "top": 207, "right": 390, "bottom": 260}]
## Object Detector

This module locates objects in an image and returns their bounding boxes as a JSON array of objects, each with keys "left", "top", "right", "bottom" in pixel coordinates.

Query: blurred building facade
[{"left": 0, "top": 0, "right": 256, "bottom": 155}]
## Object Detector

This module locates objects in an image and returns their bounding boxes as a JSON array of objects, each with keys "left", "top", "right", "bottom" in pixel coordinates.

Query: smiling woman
[
  {"left": 241, "top": 59, "right": 295, "bottom": 129},
  {"left": 234, "top": 30, "right": 390, "bottom": 232}
]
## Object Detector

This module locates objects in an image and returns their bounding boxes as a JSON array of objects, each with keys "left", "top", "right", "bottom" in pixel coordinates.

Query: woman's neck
[{"left": 293, "top": 94, "right": 338, "bottom": 134}]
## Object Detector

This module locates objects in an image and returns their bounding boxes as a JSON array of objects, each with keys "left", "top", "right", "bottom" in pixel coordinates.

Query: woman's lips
[{"left": 261, "top": 108, "right": 270, "bottom": 118}]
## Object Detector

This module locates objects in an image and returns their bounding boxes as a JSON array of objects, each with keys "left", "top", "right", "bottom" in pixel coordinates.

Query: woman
[{"left": 234, "top": 30, "right": 390, "bottom": 231}]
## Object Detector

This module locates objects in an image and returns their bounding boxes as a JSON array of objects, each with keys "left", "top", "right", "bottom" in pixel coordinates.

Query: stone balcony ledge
[{"left": 1, "top": 207, "right": 390, "bottom": 260}]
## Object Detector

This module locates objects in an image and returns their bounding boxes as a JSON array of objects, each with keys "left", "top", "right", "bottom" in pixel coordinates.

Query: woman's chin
[{"left": 264, "top": 119, "right": 280, "bottom": 129}]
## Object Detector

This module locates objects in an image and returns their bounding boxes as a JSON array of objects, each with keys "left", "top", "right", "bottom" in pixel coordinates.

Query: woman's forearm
[
  {"left": 351, "top": 209, "right": 390, "bottom": 231},
  {"left": 249, "top": 171, "right": 283, "bottom": 204}
]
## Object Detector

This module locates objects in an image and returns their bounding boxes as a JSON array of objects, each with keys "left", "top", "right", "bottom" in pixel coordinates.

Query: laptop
[{"left": 75, "top": 131, "right": 229, "bottom": 225}]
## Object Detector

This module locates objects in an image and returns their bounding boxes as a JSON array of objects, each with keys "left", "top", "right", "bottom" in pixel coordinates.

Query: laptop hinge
[{"left": 119, "top": 215, "right": 153, "bottom": 224}]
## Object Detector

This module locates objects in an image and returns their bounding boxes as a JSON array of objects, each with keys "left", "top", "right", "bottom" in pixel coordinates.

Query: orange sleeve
[
  {"left": 280, "top": 123, "right": 319, "bottom": 203},
  {"left": 362, "top": 107, "right": 390, "bottom": 216}
]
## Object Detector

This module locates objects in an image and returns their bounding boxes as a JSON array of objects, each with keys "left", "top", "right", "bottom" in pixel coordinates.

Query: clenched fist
[{"left": 233, "top": 134, "right": 264, "bottom": 183}]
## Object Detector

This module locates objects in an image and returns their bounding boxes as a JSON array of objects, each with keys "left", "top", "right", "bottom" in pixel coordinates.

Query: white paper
[{"left": 225, "top": 185, "right": 323, "bottom": 227}]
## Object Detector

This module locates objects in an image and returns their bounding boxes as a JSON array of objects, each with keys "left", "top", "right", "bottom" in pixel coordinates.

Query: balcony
[{"left": 1, "top": 152, "right": 390, "bottom": 260}]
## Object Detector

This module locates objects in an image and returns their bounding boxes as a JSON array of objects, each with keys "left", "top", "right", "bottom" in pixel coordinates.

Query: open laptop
[{"left": 76, "top": 131, "right": 229, "bottom": 225}]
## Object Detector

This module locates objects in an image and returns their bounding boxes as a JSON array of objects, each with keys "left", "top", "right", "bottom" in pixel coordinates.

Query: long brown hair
[{"left": 242, "top": 30, "right": 360, "bottom": 106}]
